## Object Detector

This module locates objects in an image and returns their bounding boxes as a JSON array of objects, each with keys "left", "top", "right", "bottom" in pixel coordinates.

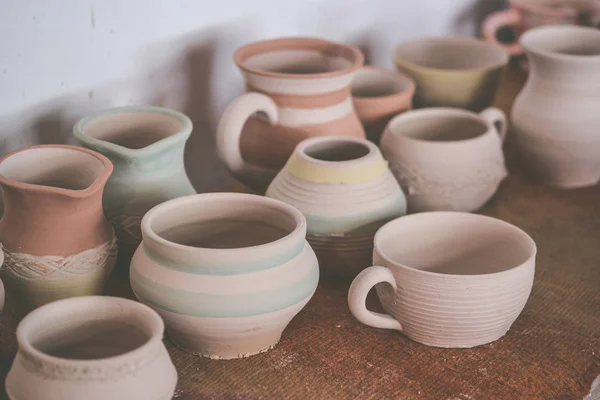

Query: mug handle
[
  {"left": 481, "top": 8, "right": 524, "bottom": 56},
  {"left": 480, "top": 107, "right": 507, "bottom": 142},
  {"left": 348, "top": 266, "right": 403, "bottom": 330},
  {"left": 0, "top": 278, "right": 4, "bottom": 313},
  {"left": 216, "top": 92, "right": 280, "bottom": 190}
]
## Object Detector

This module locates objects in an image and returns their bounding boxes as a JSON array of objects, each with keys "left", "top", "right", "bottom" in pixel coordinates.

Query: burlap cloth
[{"left": 0, "top": 64, "right": 598, "bottom": 400}]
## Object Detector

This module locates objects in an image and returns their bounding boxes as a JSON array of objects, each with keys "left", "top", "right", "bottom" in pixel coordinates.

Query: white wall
[{"left": 0, "top": 0, "right": 502, "bottom": 191}]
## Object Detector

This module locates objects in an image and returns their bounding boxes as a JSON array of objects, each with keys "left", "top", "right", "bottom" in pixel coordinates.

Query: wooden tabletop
[{"left": 1, "top": 63, "right": 599, "bottom": 400}]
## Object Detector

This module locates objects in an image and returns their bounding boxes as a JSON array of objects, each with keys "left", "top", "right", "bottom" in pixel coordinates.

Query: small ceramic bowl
[{"left": 352, "top": 67, "right": 415, "bottom": 144}]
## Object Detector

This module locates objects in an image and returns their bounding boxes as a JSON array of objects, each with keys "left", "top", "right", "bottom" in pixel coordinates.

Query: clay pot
[
  {"left": 130, "top": 193, "right": 319, "bottom": 359},
  {"left": 0, "top": 145, "right": 117, "bottom": 318},
  {"left": 6, "top": 296, "right": 177, "bottom": 400},
  {"left": 482, "top": 0, "right": 600, "bottom": 57},
  {"left": 74, "top": 106, "right": 196, "bottom": 268},
  {"left": 216, "top": 37, "right": 366, "bottom": 193},
  {"left": 380, "top": 107, "right": 508, "bottom": 212},
  {"left": 348, "top": 212, "right": 536, "bottom": 348},
  {"left": 393, "top": 37, "right": 509, "bottom": 111},
  {"left": 266, "top": 136, "right": 406, "bottom": 278},
  {"left": 352, "top": 67, "right": 415, "bottom": 144},
  {"left": 511, "top": 25, "right": 600, "bottom": 188}
]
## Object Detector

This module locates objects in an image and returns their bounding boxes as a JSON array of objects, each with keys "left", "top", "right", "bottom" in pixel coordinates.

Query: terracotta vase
[
  {"left": 511, "top": 25, "right": 600, "bottom": 188},
  {"left": 0, "top": 145, "right": 117, "bottom": 318},
  {"left": 352, "top": 67, "right": 415, "bottom": 144},
  {"left": 216, "top": 37, "right": 366, "bottom": 193},
  {"left": 380, "top": 107, "right": 508, "bottom": 212},
  {"left": 482, "top": 0, "right": 600, "bottom": 57},
  {"left": 393, "top": 37, "right": 509, "bottom": 111},
  {"left": 266, "top": 136, "right": 406, "bottom": 278},
  {"left": 348, "top": 212, "right": 536, "bottom": 348},
  {"left": 130, "top": 193, "right": 319, "bottom": 359},
  {"left": 6, "top": 296, "right": 177, "bottom": 400},
  {"left": 74, "top": 106, "right": 196, "bottom": 268}
]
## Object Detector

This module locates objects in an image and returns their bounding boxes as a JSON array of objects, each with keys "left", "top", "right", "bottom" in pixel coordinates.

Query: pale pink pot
[
  {"left": 512, "top": 25, "right": 600, "bottom": 188},
  {"left": 5, "top": 296, "right": 177, "bottom": 400},
  {"left": 217, "top": 37, "right": 366, "bottom": 193},
  {"left": 380, "top": 107, "right": 508, "bottom": 212},
  {"left": 482, "top": 0, "right": 600, "bottom": 56},
  {"left": 348, "top": 212, "right": 537, "bottom": 348},
  {"left": 352, "top": 67, "right": 415, "bottom": 144}
]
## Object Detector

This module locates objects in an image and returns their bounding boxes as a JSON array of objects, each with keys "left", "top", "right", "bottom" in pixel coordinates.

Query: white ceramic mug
[
  {"left": 6, "top": 296, "right": 177, "bottom": 400},
  {"left": 380, "top": 107, "right": 508, "bottom": 212},
  {"left": 348, "top": 212, "right": 536, "bottom": 348}
]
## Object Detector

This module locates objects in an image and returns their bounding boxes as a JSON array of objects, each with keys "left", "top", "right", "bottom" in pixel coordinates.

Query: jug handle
[
  {"left": 481, "top": 8, "right": 523, "bottom": 56},
  {"left": 348, "top": 266, "right": 403, "bottom": 331},
  {"left": 216, "top": 92, "right": 280, "bottom": 190},
  {"left": 480, "top": 107, "right": 507, "bottom": 142}
]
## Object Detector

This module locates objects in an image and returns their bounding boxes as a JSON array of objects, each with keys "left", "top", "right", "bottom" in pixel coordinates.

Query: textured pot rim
[
  {"left": 393, "top": 36, "right": 509, "bottom": 75},
  {"left": 295, "top": 135, "right": 382, "bottom": 169},
  {"left": 16, "top": 296, "right": 164, "bottom": 369},
  {"left": 383, "top": 107, "right": 497, "bottom": 146},
  {"left": 374, "top": 211, "right": 537, "bottom": 279},
  {"left": 234, "top": 37, "right": 364, "bottom": 80},
  {"left": 73, "top": 105, "right": 193, "bottom": 159},
  {"left": 141, "top": 192, "right": 307, "bottom": 254},
  {"left": 520, "top": 25, "right": 600, "bottom": 63},
  {"left": 352, "top": 66, "right": 416, "bottom": 103},
  {"left": 0, "top": 144, "right": 113, "bottom": 199}
]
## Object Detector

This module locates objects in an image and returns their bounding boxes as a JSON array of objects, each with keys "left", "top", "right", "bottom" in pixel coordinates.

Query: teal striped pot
[{"left": 130, "top": 193, "right": 319, "bottom": 359}]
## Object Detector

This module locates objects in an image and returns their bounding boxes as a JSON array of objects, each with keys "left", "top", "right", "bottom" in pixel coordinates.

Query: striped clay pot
[
  {"left": 348, "top": 212, "right": 536, "bottom": 348},
  {"left": 216, "top": 37, "right": 366, "bottom": 193},
  {"left": 266, "top": 136, "right": 407, "bottom": 279},
  {"left": 130, "top": 193, "right": 319, "bottom": 359}
]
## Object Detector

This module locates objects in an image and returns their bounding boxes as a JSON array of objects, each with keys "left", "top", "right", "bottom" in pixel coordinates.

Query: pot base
[{"left": 169, "top": 333, "right": 281, "bottom": 360}]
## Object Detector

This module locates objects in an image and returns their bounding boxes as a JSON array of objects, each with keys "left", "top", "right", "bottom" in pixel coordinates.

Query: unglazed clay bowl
[
  {"left": 380, "top": 107, "right": 508, "bottom": 212},
  {"left": 393, "top": 37, "right": 509, "bottom": 111},
  {"left": 6, "top": 296, "right": 177, "bottom": 400},
  {"left": 352, "top": 67, "right": 415, "bottom": 144},
  {"left": 348, "top": 212, "right": 536, "bottom": 348},
  {"left": 266, "top": 136, "right": 406, "bottom": 279},
  {"left": 130, "top": 193, "right": 319, "bottom": 359}
]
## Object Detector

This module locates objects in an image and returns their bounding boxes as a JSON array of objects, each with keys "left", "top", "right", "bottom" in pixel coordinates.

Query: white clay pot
[
  {"left": 348, "top": 212, "right": 536, "bottom": 348},
  {"left": 511, "top": 25, "right": 600, "bottom": 188},
  {"left": 6, "top": 296, "right": 177, "bottom": 400},
  {"left": 380, "top": 107, "right": 508, "bottom": 212},
  {"left": 266, "top": 136, "right": 406, "bottom": 278},
  {"left": 130, "top": 193, "right": 319, "bottom": 359}
]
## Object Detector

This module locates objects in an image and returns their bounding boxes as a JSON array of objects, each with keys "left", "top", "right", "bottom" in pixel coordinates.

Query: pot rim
[
  {"left": 351, "top": 66, "right": 416, "bottom": 102},
  {"left": 393, "top": 36, "right": 509, "bottom": 75},
  {"left": 16, "top": 296, "right": 164, "bottom": 369},
  {"left": 520, "top": 25, "right": 600, "bottom": 62},
  {"left": 234, "top": 37, "right": 364, "bottom": 80},
  {"left": 141, "top": 192, "right": 307, "bottom": 254},
  {"left": 374, "top": 211, "right": 537, "bottom": 280},
  {"left": 73, "top": 105, "right": 193, "bottom": 159},
  {"left": 0, "top": 144, "right": 113, "bottom": 199}
]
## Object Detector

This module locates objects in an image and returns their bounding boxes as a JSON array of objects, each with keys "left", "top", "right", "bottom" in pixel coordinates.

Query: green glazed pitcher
[{"left": 74, "top": 106, "right": 196, "bottom": 268}]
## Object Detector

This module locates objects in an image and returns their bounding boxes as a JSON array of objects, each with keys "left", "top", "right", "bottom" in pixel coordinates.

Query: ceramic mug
[
  {"left": 380, "top": 107, "right": 508, "bottom": 212},
  {"left": 351, "top": 67, "right": 415, "bottom": 144},
  {"left": 393, "top": 37, "right": 509, "bottom": 111},
  {"left": 130, "top": 193, "right": 319, "bottom": 359},
  {"left": 6, "top": 296, "right": 177, "bottom": 400},
  {"left": 348, "top": 212, "right": 537, "bottom": 348},
  {"left": 482, "top": 0, "right": 600, "bottom": 56},
  {"left": 216, "top": 37, "right": 366, "bottom": 193}
]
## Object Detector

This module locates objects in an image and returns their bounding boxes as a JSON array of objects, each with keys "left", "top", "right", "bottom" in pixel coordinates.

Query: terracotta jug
[
  {"left": 74, "top": 106, "right": 196, "bottom": 267},
  {"left": 217, "top": 37, "right": 366, "bottom": 193},
  {"left": 512, "top": 25, "right": 600, "bottom": 188},
  {"left": 0, "top": 145, "right": 117, "bottom": 318}
]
